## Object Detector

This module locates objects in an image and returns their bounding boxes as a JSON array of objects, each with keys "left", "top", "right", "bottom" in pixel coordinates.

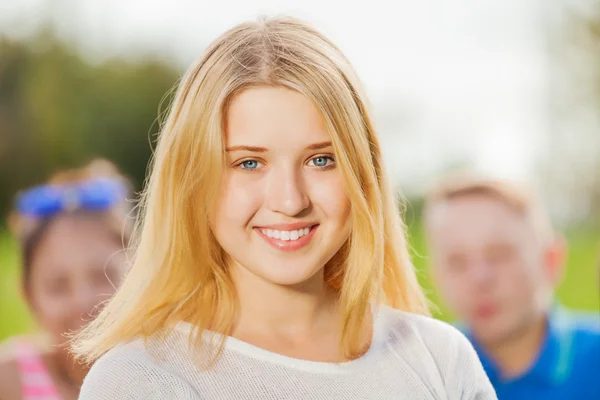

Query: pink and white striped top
[{"left": 13, "top": 339, "right": 62, "bottom": 400}]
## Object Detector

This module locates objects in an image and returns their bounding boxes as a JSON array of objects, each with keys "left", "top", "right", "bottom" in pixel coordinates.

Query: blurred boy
[{"left": 423, "top": 176, "right": 600, "bottom": 399}]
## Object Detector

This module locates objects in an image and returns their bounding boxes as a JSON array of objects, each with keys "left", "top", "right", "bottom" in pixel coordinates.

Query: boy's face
[{"left": 427, "top": 194, "right": 559, "bottom": 345}]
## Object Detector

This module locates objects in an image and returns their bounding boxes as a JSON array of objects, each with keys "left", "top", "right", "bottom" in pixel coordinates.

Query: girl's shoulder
[
  {"left": 375, "top": 305, "right": 496, "bottom": 399},
  {"left": 0, "top": 333, "right": 51, "bottom": 361},
  {"left": 0, "top": 354, "right": 20, "bottom": 400},
  {"left": 376, "top": 304, "right": 469, "bottom": 349},
  {"left": 80, "top": 334, "right": 198, "bottom": 400},
  {"left": 0, "top": 334, "right": 53, "bottom": 400},
  {"left": 82, "top": 337, "right": 164, "bottom": 386}
]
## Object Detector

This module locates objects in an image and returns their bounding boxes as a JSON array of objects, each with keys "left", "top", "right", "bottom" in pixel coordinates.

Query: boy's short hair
[{"left": 423, "top": 173, "right": 555, "bottom": 244}]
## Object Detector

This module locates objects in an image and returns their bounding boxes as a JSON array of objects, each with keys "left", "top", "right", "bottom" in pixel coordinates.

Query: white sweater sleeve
[
  {"left": 445, "top": 326, "right": 497, "bottom": 399},
  {"left": 414, "top": 316, "right": 497, "bottom": 400},
  {"left": 78, "top": 343, "right": 198, "bottom": 400}
]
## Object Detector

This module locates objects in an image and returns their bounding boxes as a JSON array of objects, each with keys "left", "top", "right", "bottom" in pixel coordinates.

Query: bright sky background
[{"left": 1, "top": 0, "right": 580, "bottom": 193}]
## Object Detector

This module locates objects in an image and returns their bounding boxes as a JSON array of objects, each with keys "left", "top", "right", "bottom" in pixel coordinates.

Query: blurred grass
[
  {"left": 0, "top": 232, "right": 35, "bottom": 340},
  {"left": 0, "top": 226, "right": 598, "bottom": 341}
]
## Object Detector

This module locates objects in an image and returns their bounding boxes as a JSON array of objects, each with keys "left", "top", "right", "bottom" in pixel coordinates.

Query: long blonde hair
[{"left": 71, "top": 16, "right": 428, "bottom": 365}]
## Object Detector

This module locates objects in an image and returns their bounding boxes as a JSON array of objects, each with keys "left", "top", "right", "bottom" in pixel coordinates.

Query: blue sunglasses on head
[{"left": 15, "top": 178, "right": 127, "bottom": 218}]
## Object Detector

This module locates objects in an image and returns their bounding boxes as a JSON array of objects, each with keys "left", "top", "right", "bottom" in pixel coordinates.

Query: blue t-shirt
[{"left": 465, "top": 306, "right": 600, "bottom": 400}]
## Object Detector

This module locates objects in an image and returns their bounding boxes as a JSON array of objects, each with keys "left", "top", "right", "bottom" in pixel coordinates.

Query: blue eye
[
  {"left": 239, "top": 160, "right": 261, "bottom": 170},
  {"left": 308, "top": 156, "right": 334, "bottom": 168}
]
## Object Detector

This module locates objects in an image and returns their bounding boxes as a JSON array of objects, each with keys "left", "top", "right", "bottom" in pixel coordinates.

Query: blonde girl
[
  {"left": 73, "top": 17, "right": 496, "bottom": 400},
  {"left": 0, "top": 159, "right": 132, "bottom": 400}
]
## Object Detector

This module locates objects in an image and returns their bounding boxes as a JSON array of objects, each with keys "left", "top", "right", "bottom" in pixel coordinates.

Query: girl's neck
[
  {"left": 43, "top": 348, "right": 88, "bottom": 399},
  {"left": 231, "top": 265, "right": 339, "bottom": 336}
]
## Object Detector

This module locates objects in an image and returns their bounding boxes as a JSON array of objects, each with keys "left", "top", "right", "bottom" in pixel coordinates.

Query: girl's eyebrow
[
  {"left": 225, "top": 145, "right": 268, "bottom": 152},
  {"left": 226, "top": 141, "right": 332, "bottom": 152},
  {"left": 306, "top": 141, "right": 332, "bottom": 150}
]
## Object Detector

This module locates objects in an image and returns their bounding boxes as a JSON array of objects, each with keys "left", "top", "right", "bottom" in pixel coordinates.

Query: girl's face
[
  {"left": 27, "top": 215, "right": 126, "bottom": 346},
  {"left": 211, "top": 86, "right": 351, "bottom": 288}
]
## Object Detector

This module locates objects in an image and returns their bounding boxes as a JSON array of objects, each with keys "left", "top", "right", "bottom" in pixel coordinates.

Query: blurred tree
[
  {"left": 541, "top": 1, "right": 600, "bottom": 227},
  {"left": 0, "top": 30, "right": 179, "bottom": 221},
  {"left": 583, "top": 6, "right": 600, "bottom": 223}
]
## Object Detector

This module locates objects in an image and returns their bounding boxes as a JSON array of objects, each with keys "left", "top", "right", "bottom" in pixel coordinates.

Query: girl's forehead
[
  {"left": 225, "top": 87, "right": 330, "bottom": 146},
  {"left": 30, "top": 218, "right": 122, "bottom": 269}
]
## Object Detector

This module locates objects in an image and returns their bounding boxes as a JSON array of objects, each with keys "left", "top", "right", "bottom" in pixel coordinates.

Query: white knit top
[{"left": 79, "top": 305, "right": 496, "bottom": 399}]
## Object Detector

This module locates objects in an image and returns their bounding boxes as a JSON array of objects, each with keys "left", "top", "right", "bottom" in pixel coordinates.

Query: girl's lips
[
  {"left": 255, "top": 225, "right": 318, "bottom": 251},
  {"left": 255, "top": 222, "right": 317, "bottom": 231}
]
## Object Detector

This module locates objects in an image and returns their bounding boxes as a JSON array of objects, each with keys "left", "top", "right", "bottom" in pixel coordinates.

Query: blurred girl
[
  {"left": 73, "top": 17, "right": 496, "bottom": 399},
  {"left": 0, "top": 159, "right": 133, "bottom": 400}
]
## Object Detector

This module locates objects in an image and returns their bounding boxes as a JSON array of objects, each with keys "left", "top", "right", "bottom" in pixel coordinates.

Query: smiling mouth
[{"left": 254, "top": 225, "right": 319, "bottom": 251}]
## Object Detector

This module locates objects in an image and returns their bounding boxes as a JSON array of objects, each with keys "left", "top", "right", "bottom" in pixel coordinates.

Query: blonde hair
[
  {"left": 423, "top": 173, "right": 555, "bottom": 244},
  {"left": 71, "top": 16, "right": 429, "bottom": 365}
]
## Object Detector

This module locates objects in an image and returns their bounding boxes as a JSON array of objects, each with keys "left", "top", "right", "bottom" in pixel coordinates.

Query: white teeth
[{"left": 260, "top": 227, "right": 312, "bottom": 241}]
